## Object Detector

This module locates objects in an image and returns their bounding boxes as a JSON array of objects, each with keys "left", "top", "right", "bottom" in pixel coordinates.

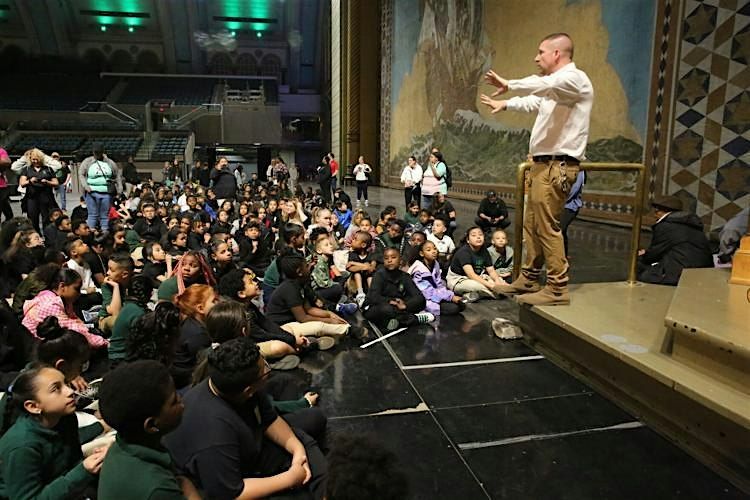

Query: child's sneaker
[
  {"left": 365, "top": 200, "right": 369, "bottom": 207},
  {"left": 336, "top": 302, "right": 358, "bottom": 315},
  {"left": 415, "top": 312, "right": 436, "bottom": 324},
  {"left": 385, "top": 318, "right": 400, "bottom": 331},
  {"left": 462, "top": 291, "right": 480, "bottom": 303},
  {"left": 355, "top": 292, "right": 366, "bottom": 308}
]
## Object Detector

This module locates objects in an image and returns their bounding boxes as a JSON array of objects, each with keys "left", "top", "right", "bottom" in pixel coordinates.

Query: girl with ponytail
[{"left": 109, "top": 275, "right": 155, "bottom": 369}]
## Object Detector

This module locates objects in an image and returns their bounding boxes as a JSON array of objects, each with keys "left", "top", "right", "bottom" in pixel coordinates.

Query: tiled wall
[{"left": 669, "top": 0, "right": 749, "bottom": 229}]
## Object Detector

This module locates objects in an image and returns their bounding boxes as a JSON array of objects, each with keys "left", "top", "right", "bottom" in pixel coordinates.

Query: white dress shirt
[
  {"left": 400, "top": 164, "right": 423, "bottom": 187},
  {"left": 506, "top": 62, "right": 594, "bottom": 160}
]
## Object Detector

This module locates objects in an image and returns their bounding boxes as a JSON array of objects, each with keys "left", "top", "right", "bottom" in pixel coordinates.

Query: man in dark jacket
[
  {"left": 209, "top": 157, "right": 237, "bottom": 202},
  {"left": 637, "top": 195, "right": 713, "bottom": 285},
  {"left": 476, "top": 190, "right": 510, "bottom": 231}
]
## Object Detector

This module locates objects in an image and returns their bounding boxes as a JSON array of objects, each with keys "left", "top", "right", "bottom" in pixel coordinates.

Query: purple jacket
[{"left": 408, "top": 260, "right": 454, "bottom": 315}]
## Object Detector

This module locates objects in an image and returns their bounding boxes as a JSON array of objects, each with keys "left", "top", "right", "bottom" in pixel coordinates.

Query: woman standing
[
  {"left": 400, "top": 156, "right": 423, "bottom": 209},
  {"left": 353, "top": 155, "right": 372, "bottom": 207},
  {"left": 0, "top": 148, "right": 13, "bottom": 223},
  {"left": 12, "top": 148, "right": 61, "bottom": 232},
  {"left": 421, "top": 151, "right": 447, "bottom": 208},
  {"left": 78, "top": 143, "right": 120, "bottom": 233}
]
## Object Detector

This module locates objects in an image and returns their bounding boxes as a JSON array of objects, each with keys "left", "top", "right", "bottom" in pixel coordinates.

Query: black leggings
[
  {"left": 26, "top": 195, "right": 54, "bottom": 232},
  {"left": 363, "top": 302, "right": 422, "bottom": 328},
  {"left": 560, "top": 208, "right": 578, "bottom": 256},
  {"left": 315, "top": 283, "right": 344, "bottom": 304},
  {"left": 356, "top": 180, "right": 368, "bottom": 201},
  {"left": 404, "top": 185, "right": 421, "bottom": 209},
  {"left": 0, "top": 187, "right": 13, "bottom": 223}
]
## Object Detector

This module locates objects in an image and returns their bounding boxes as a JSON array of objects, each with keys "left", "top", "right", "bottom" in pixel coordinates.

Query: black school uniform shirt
[
  {"left": 348, "top": 250, "right": 376, "bottom": 276},
  {"left": 171, "top": 317, "right": 210, "bottom": 389},
  {"left": 142, "top": 260, "right": 167, "bottom": 287},
  {"left": 164, "top": 381, "right": 278, "bottom": 500},
  {"left": 450, "top": 244, "right": 492, "bottom": 276},
  {"left": 265, "top": 279, "right": 308, "bottom": 326},
  {"left": 133, "top": 217, "right": 167, "bottom": 242},
  {"left": 365, "top": 267, "right": 426, "bottom": 312}
]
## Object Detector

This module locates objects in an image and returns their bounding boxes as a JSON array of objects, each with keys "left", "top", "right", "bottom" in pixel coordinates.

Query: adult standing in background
[
  {"left": 421, "top": 151, "right": 447, "bottom": 208},
  {"left": 210, "top": 156, "right": 237, "bottom": 205},
  {"left": 79, "top": 142, "right": 121, "bottom": 233},
  {"left": 317, "top": 156, "right": 332, "bottom": 205},
  {"left": 289, "top": 163, "right": 299, "bottom": 192},
  {"left": 561, "top": 170, "right": 585, "bottom": 258},
  {"left": 353, "top": 155, "right": 372, "bottom": 207},
  {"left": 481, "top": 32, "right": 593, "bottom": 306},
  {"left": 400, "top": 156, "right": 423, "bottom": 209},
  {"left": 191, "top": 160, "right": 210, "bottom": 188},
  {"left": 52, "top": 153, "right": 70, "bottom": 211},
  {"left": 328, "top": 152, "right": 339, "bottom": 196},
  {"left": 122, "top": 156, "right": 140, "bottom": 195},
  {"left": 0, "top": 147, "right": 14, "bottom": 223},
  {"left": 12, "top": 148, "right": 62, "bottom": 231}
]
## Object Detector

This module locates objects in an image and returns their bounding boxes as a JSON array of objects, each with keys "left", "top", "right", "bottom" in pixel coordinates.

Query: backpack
[{"left": 444, "top": 164, "right": 453, "bottom": 189}]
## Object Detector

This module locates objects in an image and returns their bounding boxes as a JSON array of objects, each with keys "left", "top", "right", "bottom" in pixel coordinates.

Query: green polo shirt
[
  {"left": 98, "top": 435, "right": 185, "bottom": 500},
  {"left": 0, "top": 414, "right": 94, "bottom": 499},
  {"left": 99, "top": 283, "right": 114, "bottom": 318},
  {"left": 109, "top": 301, "right": 147, "bottom": 361}
]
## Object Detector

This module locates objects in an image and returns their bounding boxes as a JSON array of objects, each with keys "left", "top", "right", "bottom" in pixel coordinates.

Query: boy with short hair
[
  {"left": 133, "top": 203, "right": 167, "bottom": 243},
  {"left": 347, "top": 231, "right": 377, "bottom": 306},
  {"left": 333, "top": 200, "right": 352, "bottom": 231},
  {"left": 98, "top": 360, "right": 200, "bottom": 499},
  {"left": 487, "top": 229, "right": 514, "bottom": 283},
  {"left": 417, "top": 209, "right": 433, "bottom": 233},
  {"left": 363, "top": 248, "right": 432, "bottom": 330},
  {"left": 375, "top": 207, "right": 397, "bottom": 235},
  {"left": 238, "top": 220, "right": 272, "bottom": 276},
  {"left": 98, "top": 253, "right": 135, "bottom": 334},
  {"left": 66, "top": 239, "right": 97, "bottom": 294},
  {"left": 377, "top": 221, "right": 405, "bottom": 254},
  {"left": 427, "top": 217, "right": 456, "bottom": 272}
]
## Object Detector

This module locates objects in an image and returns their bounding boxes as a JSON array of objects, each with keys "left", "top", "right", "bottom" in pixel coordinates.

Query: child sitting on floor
[
  {"left": 363, "top": 248, "right": 432, "bottom": 330},
  {"left": 487, "top": 229, "right": 514, "bottom": 283},
  {"left": 347, "top": 231, "right": 377, "bottom": 306},
  {"left": 310, "top": 236, "right": 346, "bottom": 305},
  {"left": 427, "top": 217, "right": 455, "bottom": 274},
  {"left": 408, "top": 241, "right": 466, "bottom": 317},
  {"left": 404, "top": 201, "right": 420, "bottom": 228}
]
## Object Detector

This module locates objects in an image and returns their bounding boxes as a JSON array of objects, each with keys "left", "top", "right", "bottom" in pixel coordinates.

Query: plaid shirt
[{"left": 22, "top": 290, "right": 109, "bottom": 348}]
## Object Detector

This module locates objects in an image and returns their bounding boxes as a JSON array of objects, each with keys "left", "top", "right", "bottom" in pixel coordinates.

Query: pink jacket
[{"left": 22, "top": 290, "right": 109, "bottom": 348}]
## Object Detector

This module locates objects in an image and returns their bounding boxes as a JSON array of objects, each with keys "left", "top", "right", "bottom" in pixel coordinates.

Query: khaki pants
[
  {"left": 446, "top": 269, "right": 497, "bottom": 299},
  {"left": 280, "top": 321, "right": 349, "bottom": 337},
  {"left": 522, "top": 161, "right": 579, "bottom": 291}
]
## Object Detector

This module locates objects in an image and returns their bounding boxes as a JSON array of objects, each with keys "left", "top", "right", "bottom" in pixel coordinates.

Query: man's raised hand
[
  {"left": 484, "top": 70, "right": 509, "bottom": 95},
  {"left": 480, "top": 94, "right": 507, "bottom": 114}
]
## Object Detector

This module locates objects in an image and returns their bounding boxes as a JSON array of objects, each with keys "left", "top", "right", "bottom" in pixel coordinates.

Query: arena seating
[
  {"left": 152, "top": 136, "right": 188, "bottom": 160},
  {"left": 117, "top": 78, "right": 214, "bottom": 105},
  {"left": 78, "top": 136, "right": 142, "bottom": 159},
  {"left": 0, "top": 75, "right": 115, "bottom": 111},
  {"left": 8, "top": 134, "right": 86, "bottom": 155},
  {"left": 16, "top": 120, "right": 139, "bottom": 131}
]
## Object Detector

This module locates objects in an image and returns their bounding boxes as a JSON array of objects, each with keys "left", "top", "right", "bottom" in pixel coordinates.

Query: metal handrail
[{"left": 512, "top": 161, "right": 647, "bottom": 285}]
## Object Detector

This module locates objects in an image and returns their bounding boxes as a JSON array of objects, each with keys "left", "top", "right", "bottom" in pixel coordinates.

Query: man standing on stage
[{"left": 480, "top": 32, "right": 593, "bottom": 306}]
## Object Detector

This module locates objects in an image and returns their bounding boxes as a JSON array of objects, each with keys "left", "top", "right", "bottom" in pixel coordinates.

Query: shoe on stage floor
[
  {"left": 515, "top": 287, "right": 569, "bottom": 306},
  {"left": 494, "top": 276, "right": 542, "bottom": 295}
]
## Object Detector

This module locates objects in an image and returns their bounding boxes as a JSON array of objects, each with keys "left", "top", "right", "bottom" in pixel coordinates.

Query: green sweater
[
  {"left": 98, "top": 435, "right": 185, "bottom": 500},
  {"left": 0, "top": 414, "right": 94, "bottom": 500},
  {"left": 109, "top": 301, "right": 147, "bottom": 361}
]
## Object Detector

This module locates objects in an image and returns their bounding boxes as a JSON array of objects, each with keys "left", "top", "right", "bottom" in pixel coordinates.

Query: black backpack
[{"left": 443, "top": 163, "right": 453, "bottom": 189}]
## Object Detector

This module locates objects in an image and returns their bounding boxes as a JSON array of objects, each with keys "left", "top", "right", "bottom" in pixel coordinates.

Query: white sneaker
[
  {"left": 355, "top": 292, "right": 366, "bottom": 307},
  {"left": 415, "top": 312, "right": 436, "bottom": 324},
  {"left": 365, "top": 200, "right": 369, "bottom": 207}
]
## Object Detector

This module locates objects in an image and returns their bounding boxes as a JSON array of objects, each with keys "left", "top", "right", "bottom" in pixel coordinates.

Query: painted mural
[{"left": 387, "top": 0, "right": 656, "bottom": 194}]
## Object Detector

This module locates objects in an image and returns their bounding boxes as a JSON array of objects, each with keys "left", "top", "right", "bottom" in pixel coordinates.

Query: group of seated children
[{"left": 0, "top": 171, "right": 514, "bottom": 499}]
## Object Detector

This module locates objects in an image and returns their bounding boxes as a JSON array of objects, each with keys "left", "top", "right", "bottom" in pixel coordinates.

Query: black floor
[{"left": 284, "top": 185, "right": 743, "bottom": 499}]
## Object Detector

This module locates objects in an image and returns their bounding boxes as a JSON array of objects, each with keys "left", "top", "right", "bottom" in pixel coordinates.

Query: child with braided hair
[{"left": 157, "top": 250, "right": 216, "bottom": 302}]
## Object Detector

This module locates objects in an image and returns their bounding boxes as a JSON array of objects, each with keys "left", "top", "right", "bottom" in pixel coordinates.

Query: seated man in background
[
  {"left": 637, "top": 195, "right": 713, "bottom": 285},
  {"left": 475, "top": 191, "right": 510, "bottom": 232}
]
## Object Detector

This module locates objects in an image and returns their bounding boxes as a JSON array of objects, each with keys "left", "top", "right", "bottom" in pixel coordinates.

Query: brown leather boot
[
  {"left": 515, "top": 287, "right": 570, "bottom": 306},
  {"left": 494, "top": 276, "right": 542, "bottom": 295}
]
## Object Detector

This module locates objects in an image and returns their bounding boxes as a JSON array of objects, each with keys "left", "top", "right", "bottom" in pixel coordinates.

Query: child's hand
[
  {"left": 304, "top": 392, "right": 319, "bottom": 406},
  {"left": 451, "top": 295, "right": 463, "bottom": 304}
]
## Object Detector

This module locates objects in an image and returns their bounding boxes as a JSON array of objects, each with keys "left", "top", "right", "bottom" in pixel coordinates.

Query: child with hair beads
[
  {"left": 487, "top": 229, "right": 514, "bottom": 283},
  {"left": 0, "top": 366, "right": 108, "bottom": 499},
  {"left": 157, "top": 250, "right": 216, "bottom": 302},
  {"left": 408, "top": 241, "right": 465, "bottom": 316}
]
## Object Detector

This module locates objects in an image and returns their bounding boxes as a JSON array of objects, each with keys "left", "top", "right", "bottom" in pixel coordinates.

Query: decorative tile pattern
[{"left": 668, "top": 0, "right": 750, "bottom": 230}]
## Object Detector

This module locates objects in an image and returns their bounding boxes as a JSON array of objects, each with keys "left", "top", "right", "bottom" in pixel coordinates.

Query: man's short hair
[{"left": 542, "top": 32, "right": 574, "bottom": 58}]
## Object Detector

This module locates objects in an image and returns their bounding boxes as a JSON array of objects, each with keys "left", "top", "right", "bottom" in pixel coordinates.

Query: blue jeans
[
  {"left": 57, "top": 184, "right": 67, "bottom": 211},
  {"left": 86, "top": 192, "right": 111, "bottom": 231}
]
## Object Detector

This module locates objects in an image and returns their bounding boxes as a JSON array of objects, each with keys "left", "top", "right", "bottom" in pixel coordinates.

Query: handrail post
[
  {"left": 511, "top": 161, "right": 646, "bottom": 286},
  {"left": 512, "top": 162, "right": 531, "bottom": 281}
]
